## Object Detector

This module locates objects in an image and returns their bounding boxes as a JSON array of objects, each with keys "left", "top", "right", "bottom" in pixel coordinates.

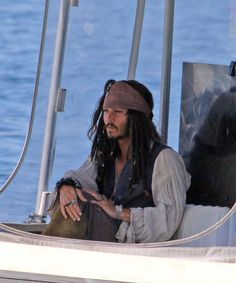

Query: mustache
[{"left": 105, "top": 123, "right": 118, "bottom": 130}]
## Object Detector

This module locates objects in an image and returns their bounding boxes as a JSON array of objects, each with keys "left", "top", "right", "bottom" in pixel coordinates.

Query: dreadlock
[
  {"left": 87, "top": 79, "right": 117, "bottom": 161},
  {"left": 87, "top": 79, "right": 161, "bottom": 192}
]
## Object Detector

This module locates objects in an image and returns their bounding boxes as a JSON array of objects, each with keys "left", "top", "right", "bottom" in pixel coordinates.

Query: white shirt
[{"left": 64, "top": 148, "right": 191, "bottom": 243}]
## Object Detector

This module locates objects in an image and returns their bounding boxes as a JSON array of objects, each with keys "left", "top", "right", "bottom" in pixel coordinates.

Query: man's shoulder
[{"left": 150, "top": 141, "right": 171, "bottom": 156}]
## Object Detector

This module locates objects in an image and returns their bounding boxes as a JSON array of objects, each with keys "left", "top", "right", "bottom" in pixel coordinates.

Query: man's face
[{"left": 102, "top": 108, "right": 129, "bottom": 139}]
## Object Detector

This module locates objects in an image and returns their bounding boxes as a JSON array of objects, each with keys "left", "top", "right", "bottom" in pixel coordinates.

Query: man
[{"left": 43, "top": 79, "right": 191, "bottom": 243}]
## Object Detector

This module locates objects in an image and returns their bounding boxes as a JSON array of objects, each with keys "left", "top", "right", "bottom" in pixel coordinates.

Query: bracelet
[
  {"left": 55, "top": 177, "right": 81, "bottom": 191},
  {"left": 115, "top": 205, "right": 123, "bottom": 220}
]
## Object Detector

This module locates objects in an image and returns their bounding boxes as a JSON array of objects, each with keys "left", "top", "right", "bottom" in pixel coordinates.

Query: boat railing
[
  {"left": 1, "top": 200, "right": 236, "bottom": 248},
  {"left": 127, "top": 0, "right": 146, "bottom": 80},
  {"left": 33, "top": 0, "right": 79, "bottom": 223},
  {"left": 159, "top": 0, "right": 175, "bottom": 144},
  {"left": 0, "top": 0, "right": 50, "bottom": 195}
]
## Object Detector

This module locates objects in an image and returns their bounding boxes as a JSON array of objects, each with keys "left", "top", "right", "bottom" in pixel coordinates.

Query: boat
[{"left": 1, "top": 0, "right": 236, "bottom": 282}]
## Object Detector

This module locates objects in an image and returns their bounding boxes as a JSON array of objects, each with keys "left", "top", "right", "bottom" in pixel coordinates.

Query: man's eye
[{"left": 114, "top": 109, "right": 125, "bottom": 113}]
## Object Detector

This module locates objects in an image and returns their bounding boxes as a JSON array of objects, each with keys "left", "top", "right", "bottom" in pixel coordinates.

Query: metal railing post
[
  {"left": 31, "top": 0, "right": 76, "bottom": 222},
  {"left": 127, "top": 0, "right": 146, "bottom": 80},
  {"left": 0, "top": 0, "right": 50, "bottom": 195},
  {"left": 159, "top": 0, "right": 175, "bottom": 144}
]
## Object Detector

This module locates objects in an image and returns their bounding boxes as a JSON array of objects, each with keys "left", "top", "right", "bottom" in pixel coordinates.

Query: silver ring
[{"left": 65, "top": 199, "right": 77, "bottom": 206}]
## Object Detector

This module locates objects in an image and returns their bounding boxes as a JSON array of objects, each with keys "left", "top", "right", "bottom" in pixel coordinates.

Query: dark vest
[{"left": 98, "top": 142, "right": 169, "bottom": 208}]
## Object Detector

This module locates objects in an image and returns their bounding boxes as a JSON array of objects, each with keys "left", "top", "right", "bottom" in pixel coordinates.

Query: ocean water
[{"left": 0, "top": 0, "right": 235, "bottom": 222}]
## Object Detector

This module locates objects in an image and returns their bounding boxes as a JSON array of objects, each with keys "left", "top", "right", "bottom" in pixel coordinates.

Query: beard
[{"left": 105, "top": 118, "right": 131, "bottom": 141}]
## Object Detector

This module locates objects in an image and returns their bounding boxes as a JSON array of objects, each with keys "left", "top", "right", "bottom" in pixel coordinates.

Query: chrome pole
[
  {"left": 127, "top": 0, "right": 146, "bottom": 80},
  {"left": 159, "top": 0, "right": 175, "bottom": 144},
  {"left": 32, "top": 0, "right": 75, "bottom": 222},
  {"left": 0, "top": 0, "right": 50, "bottom": 195}
]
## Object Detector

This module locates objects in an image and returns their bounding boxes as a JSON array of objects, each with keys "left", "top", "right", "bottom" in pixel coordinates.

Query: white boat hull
[
  {"left": 1, "top": 222, "right": 236, "bottom": 283},
  {"left": 1, "top": 239, "right": 236, "bottom": 283}
]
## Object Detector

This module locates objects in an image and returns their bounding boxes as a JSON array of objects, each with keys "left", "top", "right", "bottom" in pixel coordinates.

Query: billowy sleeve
[
  {"left": 63, "top": 156, "right": 98, "bottom": 191},
  {"left": 116, "top": 148, "right": 191, "bottom": 243}
]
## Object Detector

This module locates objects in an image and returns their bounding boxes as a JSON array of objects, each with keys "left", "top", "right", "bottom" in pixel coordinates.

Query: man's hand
[
  {"left": 84, "top": 189, "right": 131, "bottom": 222},
  {"left": 82, "top": 189, "right": 116, "bottom": 219},
  {"left": 59, "top": 185, "right": 87, "bottom": 221}
]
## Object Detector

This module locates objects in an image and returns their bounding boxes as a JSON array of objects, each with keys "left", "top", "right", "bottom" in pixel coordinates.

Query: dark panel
[{"left": 179, "top": 62, "right": 236, "bottom": 207}]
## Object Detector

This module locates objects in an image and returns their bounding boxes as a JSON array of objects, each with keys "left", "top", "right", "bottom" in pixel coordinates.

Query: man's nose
[{"left": 106, "top": 111, "right": 115, "bottom": 121}]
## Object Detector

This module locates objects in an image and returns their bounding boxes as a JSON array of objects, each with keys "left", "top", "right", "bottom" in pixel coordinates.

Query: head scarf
[{"left": 103, "top": 81, "right": 151, "bottom": 116}]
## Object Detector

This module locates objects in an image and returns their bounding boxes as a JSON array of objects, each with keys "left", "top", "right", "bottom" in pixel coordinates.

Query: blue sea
[{"left": 0, "top": 0, "right": 235, "bottom": 222}]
